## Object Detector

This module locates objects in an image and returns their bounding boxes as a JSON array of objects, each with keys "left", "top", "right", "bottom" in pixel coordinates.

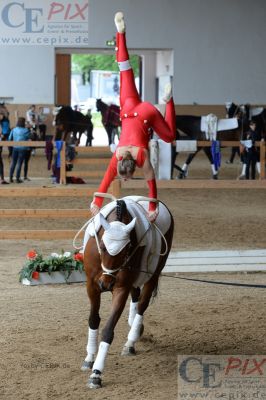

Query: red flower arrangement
[
  {"left": 19, "top": 250, "right": 84, "bottom": 282},
  {"left": 74, "top": 253, "right": 84, "bottom": 262},
  {"left": 27, "top": 250, "right": 38, "bottom": 260},
  {"left": 32, "top": 271, "right": 40, "bottom": 280}
]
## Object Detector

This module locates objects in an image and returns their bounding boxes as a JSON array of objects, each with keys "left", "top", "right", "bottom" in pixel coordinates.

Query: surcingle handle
[{"left": 93, "top": 192, "right": 117, "bottom": 202}]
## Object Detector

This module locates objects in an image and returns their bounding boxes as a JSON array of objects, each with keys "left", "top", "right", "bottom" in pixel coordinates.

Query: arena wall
[{"left": 1, "top": 0, "right": 265, "bottom": 105}]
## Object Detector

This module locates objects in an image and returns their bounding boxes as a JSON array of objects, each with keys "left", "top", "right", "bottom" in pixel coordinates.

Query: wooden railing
[
  {"left": 2, "top": 139, "right": 265, "bottom": 183},
  {"left": 60, "top": 144, "right": 112, "bottom": 184},
  {"left": 0, "top": 139, "right": 266, "bottom": 239},
  {"left": 0, "top": 182, "right": 120, "bottom": 239},
  {"left": 188, "top": 140, "right": 266, "bottom": 180}
]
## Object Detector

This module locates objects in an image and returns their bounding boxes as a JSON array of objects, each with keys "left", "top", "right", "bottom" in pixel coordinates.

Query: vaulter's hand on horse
[
  {"left": 90, "top": 202, "right": 100, "bottom": 216},
  {"left": 148, "top": 209, "right": 159, "bottom": 223}
]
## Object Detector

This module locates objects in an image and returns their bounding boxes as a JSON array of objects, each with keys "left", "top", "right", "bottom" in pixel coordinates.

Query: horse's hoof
[
  {"left": 81, "top": 360, "right": 93, "bottom": 371},
  {"left": 121, "top": 345, "right": 136, "bottom": 356},
  {"left": 178, "top": 171, "right": 186, "bottom": 179},
  {"left": 87, "top": 372, "right": 102, "bottom": 389},
  {"left": 213, "top": 174, "right": 218, "bottom": 180}
]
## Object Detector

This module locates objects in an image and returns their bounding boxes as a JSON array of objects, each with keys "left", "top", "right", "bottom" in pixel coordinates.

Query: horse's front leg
[
  {"left": 178, "top": 150, "right": 199, "bottom": 179},
  {"left": 127, "top": 286, "right": 140, "bottom": 327},
  {"left": 111, "top": 127, "right": 116, "bottom": 144},
  {"left": 171, "top": 147, "right": 183, "bottom": 178},
  {"left": 121, "top": 286, "right": 143, "bottom": 356},
  {"left": 88, "top": 287, "right": 130, "bottom": 389},
  {"left": 81, "top": 283, "right": 101, "bottom": 372},
  {"left": 122, "top": 236, "right": 172, "bottom": 357},
  {"left": 121, "top": 277, "right": 159, "bottom": 357},
  {"left": 105, "top": 125, "right": 113, "bottom": 145},
  {"left": 204, "top": 147, "right": 218, "bottom": 179}
]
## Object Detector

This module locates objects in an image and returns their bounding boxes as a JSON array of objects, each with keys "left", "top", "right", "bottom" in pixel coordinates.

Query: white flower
[
  {"left": 63, "top": 252, "right": 71, "bottom": 258},
  {"left": 51, "top": 252, "right": 60, "bottom": 258}
]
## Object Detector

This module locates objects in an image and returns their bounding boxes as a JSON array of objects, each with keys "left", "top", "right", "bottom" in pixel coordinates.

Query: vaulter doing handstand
[{"left": 90, "top": 12, "right": 176, "bottom": 222}]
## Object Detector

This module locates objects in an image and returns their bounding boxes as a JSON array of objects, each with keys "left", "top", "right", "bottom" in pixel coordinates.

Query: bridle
[
  {"left": 72, "top": 194, "right": 169, "bottom": 280},
  {"left": 94, "top": 219, "right": 151, "bottom": 278},
  {"left": 229, "top": 104, "right": 246, "bottom": 140}
]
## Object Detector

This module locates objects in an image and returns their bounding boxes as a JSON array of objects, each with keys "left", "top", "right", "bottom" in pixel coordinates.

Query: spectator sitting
[
  {"left": 37, "top": 106, "right": 47, "bottom": 141},
  {"left": 26, "top": 105, "right": 37, "bottom": 130}
]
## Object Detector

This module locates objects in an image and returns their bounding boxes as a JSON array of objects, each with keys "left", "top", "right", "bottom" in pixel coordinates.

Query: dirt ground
[{"left": 0, "top": 149, "right": 266, "bottom": 400}]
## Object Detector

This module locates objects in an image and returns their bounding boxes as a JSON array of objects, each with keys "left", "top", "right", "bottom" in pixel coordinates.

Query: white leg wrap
[
  {"left": 211, "top": 164, "right": 217, "bottom": 175},
  {"left": 242, "top": 164, "right": 247, "bottom": 175},
  {"left": 85, "top": 328, "right": 98, "bottom": 363},
  {"left": 118, "top": 60, "right": 131, "bottom": 71},
  {"left": 127, "top": 314, "right": 143, "bottom": 345},
  {"left": 128, "top": 301, "right": 138, "bottom": 327},
  {"left": 92, "top": 341, "right": 110, "bottom": 373},
  {"left": 256, "top": 162, "right": 261, "bottom": 174},
  {"left": 182, "top": 163, "right": 188, "bottom": 171}
]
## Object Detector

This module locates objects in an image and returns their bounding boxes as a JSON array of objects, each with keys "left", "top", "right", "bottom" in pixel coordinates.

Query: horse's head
[
  {"left": 96, "top": 99, "right": 108, "bottom": 113},
  {"left": 225, "top": 102, "right": 239, "bottom": 118},
  {"left": 97, "top": 212, "right": 136, "bottom": 292},
  {"left": 96, "top": 99, "right": 102, "bottom": 112},
  {"left": 226, "top": 102, "right": 250, "bottom": 121}
]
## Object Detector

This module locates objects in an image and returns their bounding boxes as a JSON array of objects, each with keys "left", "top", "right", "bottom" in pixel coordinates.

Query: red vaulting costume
[{"left": 93, "top": 29, "right": 176, "bottom": 213}]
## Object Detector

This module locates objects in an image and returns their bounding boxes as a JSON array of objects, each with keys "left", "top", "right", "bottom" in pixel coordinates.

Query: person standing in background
[
  {"left": 85, "top": 109, "right": 94, "bottom": 146},
  {"left": 243, "top": 120, "right": 261, "bottom": 180},
  {"left": 37, "top": 106, "right": 47, "bottom": 141},
  {"left": 9, "top": 117, "right": 30, "bottom": 183},
  {"left": 0, "top": 126, "right": 9, "bottom": 184}
]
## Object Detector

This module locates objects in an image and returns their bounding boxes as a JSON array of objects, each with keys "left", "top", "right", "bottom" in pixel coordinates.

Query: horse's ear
[
  {"left": 99, "top": 213, "right": 111, "bottom": 231},
  {"left": 123, "top": 217, "right": 137, "bottom": 234}
]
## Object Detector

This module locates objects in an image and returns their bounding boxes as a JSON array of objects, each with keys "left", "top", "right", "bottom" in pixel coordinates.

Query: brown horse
[
  {"left": 81, "top": 196, "right": 174, "bottom": 388},
  {"left": 96, "top": 99, "right": 121, "bottom": 145}
]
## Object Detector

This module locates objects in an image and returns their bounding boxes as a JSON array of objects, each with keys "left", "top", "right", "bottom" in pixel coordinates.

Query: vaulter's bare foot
[
  {"left": 114, "top": 12, "right": 125, "bottom": 33},
  {"left": 163, "top": 83, "right": 172, "bottom": 103}
]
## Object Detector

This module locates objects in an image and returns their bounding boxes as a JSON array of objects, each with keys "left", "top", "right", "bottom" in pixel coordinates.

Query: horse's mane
[
  {"left": 115, "top": 200, "right": 138, "bottom": 249},
  {"left": 116, "top": 200, "right": 127, "bottom": 222}
]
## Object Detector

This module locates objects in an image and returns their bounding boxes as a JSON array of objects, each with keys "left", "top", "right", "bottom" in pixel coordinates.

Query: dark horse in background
[
  {"left": 172, "top": 105, "right": 253, "bottom": 179},
  {"left": 227, "top": 102, "right": 266, "bottom": 137},
  {"left": 96, "top": 99, "right": 121, "bottom": 145},
  {"left": 54, "top": 106, "right": 92, "bottom": 145},
  {"left": 81, "top": 196, "right": 174, "bottom": 388}
]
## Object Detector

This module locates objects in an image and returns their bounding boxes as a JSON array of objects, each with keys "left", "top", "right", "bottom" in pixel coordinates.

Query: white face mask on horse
[{"left": 100, "top": 214, "right": 136, "bottom": 256}]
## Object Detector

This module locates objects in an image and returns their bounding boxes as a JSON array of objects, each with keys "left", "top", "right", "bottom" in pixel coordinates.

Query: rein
[
  {"left": 95, "top": 222, "right": 151, "bottom": 275},
  {"left": 72, "top": 194, "right": 169, "bottom": 278}
]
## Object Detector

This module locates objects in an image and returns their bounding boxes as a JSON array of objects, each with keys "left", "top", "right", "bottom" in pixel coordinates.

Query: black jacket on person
[{"left": 245, "top": 129, "right": 261, "bottom": 148}]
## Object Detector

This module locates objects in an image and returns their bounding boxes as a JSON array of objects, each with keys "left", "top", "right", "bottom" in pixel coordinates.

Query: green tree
[{"left": 72, "top": 54, "right": 139, "bottom": 82}]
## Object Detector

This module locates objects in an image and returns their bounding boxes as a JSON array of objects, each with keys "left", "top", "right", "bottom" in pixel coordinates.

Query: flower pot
[{"left": 22, "top": 271, "right": 87, "bottom": 286}]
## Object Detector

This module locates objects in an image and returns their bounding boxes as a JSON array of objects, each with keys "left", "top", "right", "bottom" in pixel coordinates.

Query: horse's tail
[{"left": 151, "top": 206, "right": 174, "bottom": 300}]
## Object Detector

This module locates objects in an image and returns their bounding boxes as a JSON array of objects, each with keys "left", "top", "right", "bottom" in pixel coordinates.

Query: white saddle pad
[
  {"left": 83, "top": 196, "right": 172, "bottom": 288},
  {"left": 201, "top": 116, "right": 238, "bottom": 134},
  {"left": 217, "top": 118, "right": 238, "bottom": 131},
  {"left": 250, "top": 107, "right": 263, "bottom": 117},
  {"left": 176, "top": 140, "right": 197, "bottom": 152}
]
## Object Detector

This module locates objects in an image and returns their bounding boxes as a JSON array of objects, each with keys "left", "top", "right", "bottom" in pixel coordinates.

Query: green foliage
[
  {"left": 72, "top": 54, "right": 140, "bottom": 80},
  {"left": 91, "top": 112, "right": 103, "bottom": 127},
  {"left": 19, "top": 250, "right": 84, "bottom": 282}
]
